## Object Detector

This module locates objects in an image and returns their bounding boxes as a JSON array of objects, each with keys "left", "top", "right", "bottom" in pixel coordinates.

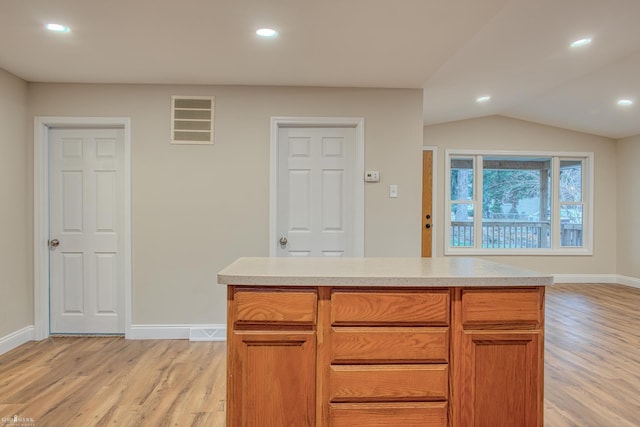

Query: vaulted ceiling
[{"left": 2, "top": 0, "right": 639, "bottom": 138}]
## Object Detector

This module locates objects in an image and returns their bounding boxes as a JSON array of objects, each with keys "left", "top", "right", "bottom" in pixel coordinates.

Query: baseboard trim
[
  {"left": 617, "top": 275, "right": 640, "bottom": 289},
  {"left": 0, "top": 326, "right": 35, "bottom": 356},
  {"left": 553, "top": 274, "right": 618, "bottom": 284},
  {"left": 128, "top": 324, "right": 227, "bottom": 341},
  {"left": 552, "top": 273, "right": 640, "bottom": 288}
]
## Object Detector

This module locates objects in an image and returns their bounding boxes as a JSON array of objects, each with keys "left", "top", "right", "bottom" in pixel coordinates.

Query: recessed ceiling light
[
  {"left": 570, "top": 38, "right": 592, "bottom": 48},
  {"left": 617, "top": 99, "right": 634, "bottom": 106},
  {"left": 256, "top": 28, "right": 277, "bottom": 38},
  {"left": 476, "top": 95, "right": 491, "bottom": 103},
  {"left": 46, "top": 23, "right": 70, "bottom": 33}
]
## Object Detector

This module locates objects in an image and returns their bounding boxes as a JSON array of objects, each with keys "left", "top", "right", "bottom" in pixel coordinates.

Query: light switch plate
[{"left": 389, "top": 184, "right": 398, "bottom": 198}]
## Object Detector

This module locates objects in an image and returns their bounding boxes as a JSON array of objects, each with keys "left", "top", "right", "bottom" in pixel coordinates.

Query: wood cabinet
[
  {"left": 324, "top": 289, "right": 450, "bottom": 426},
  {"left": 229, "top": 331, "right": 316, "bottom": 426},
  {"left": 226, "top": 286, "right": 544, "bottom": 427},
  {"left": 451, "top": 288, "right": 544, "bottom": 427},
  {"left": 227, "top": 288, "right": 318, "bottom": 427}
]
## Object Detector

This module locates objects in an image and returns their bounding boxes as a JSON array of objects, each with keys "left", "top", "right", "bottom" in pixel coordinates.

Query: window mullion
[
  {"left": 475, "top": 155, "right": 483, "bottom": 249},
  {"left": 581, "top": 159, "right": 587, "bottom": 247},
  {"left": 551, "top": 157, "right": 560, "bottom": 250}
]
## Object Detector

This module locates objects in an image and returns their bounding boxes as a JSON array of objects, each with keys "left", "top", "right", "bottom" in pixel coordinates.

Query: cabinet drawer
[
  {"left": 331, "top": 327, "right": 448, "bottom": 363},
  {"left": 331, "top": 290, "right": 449, "bottom": 326},
  {"left": 329, "top": 364, "right": 448, "bottom": 402},
  {"left": 233, "top": 289, "right": 317, "bottom": 325},
  {"left": 461, "top": 288, "right": 543, "bottom": 328},
  {"left": 329, "top": 402, "right": 447, "bottom": 427}
]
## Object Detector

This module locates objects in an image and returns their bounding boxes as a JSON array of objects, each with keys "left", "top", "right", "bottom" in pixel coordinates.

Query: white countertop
[{"left": 217, "top": 257, "right": 554, "bottom": 287}]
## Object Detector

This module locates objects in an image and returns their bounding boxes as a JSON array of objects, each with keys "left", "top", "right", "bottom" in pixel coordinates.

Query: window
[{"left": 445, "top": 150, "right": 593, "bottom": 255}]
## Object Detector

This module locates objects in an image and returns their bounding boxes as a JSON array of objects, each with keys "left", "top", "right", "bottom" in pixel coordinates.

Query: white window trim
[{"left": 444, "top": 149, "right": 594, "bottom": 256}]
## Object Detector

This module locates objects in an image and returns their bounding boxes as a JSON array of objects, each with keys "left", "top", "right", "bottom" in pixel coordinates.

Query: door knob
[
  {"left": 49, "top": 239, "right": 60, "bottom": 248},
  {"left": 279, "top": 237, "right": 288, "bottom": 246}
]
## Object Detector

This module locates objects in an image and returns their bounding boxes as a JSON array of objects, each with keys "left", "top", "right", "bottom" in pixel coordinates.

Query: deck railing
[
  {"left": 560, "top": 223, "right": 583, "bottom": 247},
  {"left": 451, "top": 221, "right": 582, "bottom": 248}
]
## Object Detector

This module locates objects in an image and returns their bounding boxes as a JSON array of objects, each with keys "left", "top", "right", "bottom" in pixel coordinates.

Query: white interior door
[
  {"left": 49, "top": 128, "right": 125, "bottom": 334},
  {"left": 277, "top": 127, "right": 356, "bottom": 257}
]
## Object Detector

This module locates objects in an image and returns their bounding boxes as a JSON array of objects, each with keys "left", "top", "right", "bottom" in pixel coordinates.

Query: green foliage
[{"left": 482, "top": 169, "right": 541, "bottom": 217}]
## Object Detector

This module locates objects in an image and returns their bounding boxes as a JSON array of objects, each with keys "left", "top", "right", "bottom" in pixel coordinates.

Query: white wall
[
  {"left": 28, "top": 84, "right": 424, "bottom": 325},
  {"left": 0, "top": 69, "right": 31, "bottom": 338},
  {"left": 8, "top": 80, "right": 637, "bottom": 336},
  {"left": 424, "top": 115, "right": 617, "bottom": 276},
  {"left": 616, "top": 136, "right": 640, "bottom": 279}
]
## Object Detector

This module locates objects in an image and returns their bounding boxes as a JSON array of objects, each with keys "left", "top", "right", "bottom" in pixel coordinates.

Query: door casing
[
  {"left": 270, "top": 117, "right": 365, "bottom": 257},
  {"left": 34, "top": 116, "right": 132, "bottom": 340}
]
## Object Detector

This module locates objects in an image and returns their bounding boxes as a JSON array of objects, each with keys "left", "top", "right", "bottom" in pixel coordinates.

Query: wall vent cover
[{"left": 171, "top": 96, "right": 214, "bottom": 144}]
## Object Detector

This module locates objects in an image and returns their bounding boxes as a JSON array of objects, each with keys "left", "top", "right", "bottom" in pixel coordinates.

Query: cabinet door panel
[
  {"left": 456, "top": 331, "right": 542, "bottom": 427},
  {"left": 228, "top": 331, "right": 316, "bottom": 427}
]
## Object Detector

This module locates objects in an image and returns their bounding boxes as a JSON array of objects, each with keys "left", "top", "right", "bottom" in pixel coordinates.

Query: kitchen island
[{"left": 218, "top": 257, "right": 553, "bottom": 427}]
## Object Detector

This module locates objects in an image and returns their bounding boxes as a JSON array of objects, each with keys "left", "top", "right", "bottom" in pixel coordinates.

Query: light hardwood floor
[
  {"left": 0, "top": 284, "right": 638, "bottom": 426},
  {"left": 0, "top": 338, "right": 226, "bottom": 426},
  {"left": 544, "top": 284, "right": 640, "bottom": 427}
]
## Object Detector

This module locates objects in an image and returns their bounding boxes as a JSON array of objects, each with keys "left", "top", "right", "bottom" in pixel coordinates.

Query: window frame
[{"left": 444, "top": 149, "right": 594, "bottom": 256}]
